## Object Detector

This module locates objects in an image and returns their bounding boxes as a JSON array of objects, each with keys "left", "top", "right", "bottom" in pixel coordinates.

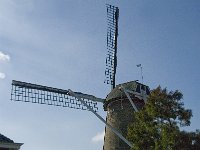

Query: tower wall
[{"left": 103, "top": 97, "right": 144, "bottom": 150}]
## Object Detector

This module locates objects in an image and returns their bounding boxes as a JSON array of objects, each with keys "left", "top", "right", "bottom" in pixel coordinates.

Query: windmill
[{"left": 10, "top": 4, "right": 150, "bottom": 150}]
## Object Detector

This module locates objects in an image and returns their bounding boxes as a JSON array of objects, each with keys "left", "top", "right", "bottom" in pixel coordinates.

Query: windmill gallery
[{"left": 10, "top": 4, "right": 150, "bottom": 150}]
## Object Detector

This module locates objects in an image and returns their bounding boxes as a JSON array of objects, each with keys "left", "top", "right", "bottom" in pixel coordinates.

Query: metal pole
[
  {"left": 141, "top": 66, "right": 143, "bottom": 85},
  {"left": 136, "top": 64, "right": 143, "bottom": 84}
]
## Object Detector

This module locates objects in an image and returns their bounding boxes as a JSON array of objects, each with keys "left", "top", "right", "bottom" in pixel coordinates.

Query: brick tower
[{"left": 103, "top": 81, "right": 150, "bottom": 150}]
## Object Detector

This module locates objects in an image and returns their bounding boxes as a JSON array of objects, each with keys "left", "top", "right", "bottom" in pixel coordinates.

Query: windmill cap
[{"left": 104, "top": 81, "right": 150, "bottom": 110}]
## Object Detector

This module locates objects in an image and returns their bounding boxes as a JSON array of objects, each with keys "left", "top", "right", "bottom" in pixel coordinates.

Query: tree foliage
[
  {"left": 127, "top": 86, "right": 199, "bottom": 150},
  {"left": 174, "top": 130, "right": 200, "bottom": 150}
]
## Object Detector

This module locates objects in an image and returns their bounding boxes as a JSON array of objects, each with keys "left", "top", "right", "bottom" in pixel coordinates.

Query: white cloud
[
  {"left": 0, "top": 72, "right": 6, "bottom": 79},
  {"left": 91, "top": 131, "right": 105, "bottom": 143},
  {"left": 0, "top": 51, "right": 10, "bottom": 61}
]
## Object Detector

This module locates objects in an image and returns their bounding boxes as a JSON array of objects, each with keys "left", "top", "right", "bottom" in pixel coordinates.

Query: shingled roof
[{"left": 0, "top": 133, "right": 14, "bottom": 143}]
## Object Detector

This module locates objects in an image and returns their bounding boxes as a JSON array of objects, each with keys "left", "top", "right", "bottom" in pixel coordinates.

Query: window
[
  {"left": 141, "top": 85, "right": 145, "bottom": 90},
  {"left": 136, "top": 85, "right": 141, "bottom": 93},
  {"left": 146, "top": 87, "right": 150, "bottom": 95}
]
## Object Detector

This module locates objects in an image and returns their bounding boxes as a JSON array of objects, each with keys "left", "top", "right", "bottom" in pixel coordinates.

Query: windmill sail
[
  {"left": 11, "top": 80, "right": 100, "bottom": 112},
  {"left": 105, "top": 4, "right": 119, "bottom": 90}
]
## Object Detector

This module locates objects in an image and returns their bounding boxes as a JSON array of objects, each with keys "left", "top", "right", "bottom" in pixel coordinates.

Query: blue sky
[{"left": 0, "top": 0, "right": 200, "bottom": 150}]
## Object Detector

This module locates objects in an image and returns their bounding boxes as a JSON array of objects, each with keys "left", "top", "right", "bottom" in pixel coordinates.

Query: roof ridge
[{"left": 0, "top": 133, "right": 14, "bottom": 143}]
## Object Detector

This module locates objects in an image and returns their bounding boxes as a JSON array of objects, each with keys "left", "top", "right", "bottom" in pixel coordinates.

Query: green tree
[
  {"left": 127, "top": 86, "right": 194, "bottom": 150},
  {"left": 174, "top": 130, "right": 200, "bottom": 150}
]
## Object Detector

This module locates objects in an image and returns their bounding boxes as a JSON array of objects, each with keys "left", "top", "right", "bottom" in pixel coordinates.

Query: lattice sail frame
[
  {"left": 11, "top": 80, "right": 98, "bottom": 112},
  {"left": 105, "top": 4, "right": 119, "bottom": 90}
]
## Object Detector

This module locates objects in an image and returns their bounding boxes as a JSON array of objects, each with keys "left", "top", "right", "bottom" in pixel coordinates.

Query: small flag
[{"left": 136, "top": 64, "right": 141, "bottom": 67}]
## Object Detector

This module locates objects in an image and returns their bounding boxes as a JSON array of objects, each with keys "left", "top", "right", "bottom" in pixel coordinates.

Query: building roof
[
  {"left": 106, "top": 81, "right": 138, "bottom": 101},
  {"left": 0, "top": 133, "right": 14, "bottom": 143},
  {"left": 104, "top": 81, "right": 150, "bottom": 110}
]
